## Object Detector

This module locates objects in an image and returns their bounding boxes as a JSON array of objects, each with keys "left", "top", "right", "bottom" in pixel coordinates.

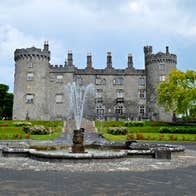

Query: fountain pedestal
[{"left": 72, "top": 129, "right": 85, "bottom": 153}]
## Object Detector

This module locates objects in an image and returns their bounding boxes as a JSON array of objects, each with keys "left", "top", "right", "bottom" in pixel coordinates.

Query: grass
[
  {"left": 96, "top": 120, "right": 196, "bottom": 142},
  {"left": 0, "top": 120, "right": 63, "bottom": 140}
]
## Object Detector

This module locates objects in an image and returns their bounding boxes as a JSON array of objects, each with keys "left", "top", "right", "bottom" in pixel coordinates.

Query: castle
[{"left": 13, "top": 42, "right": 177, "bottom": 121}]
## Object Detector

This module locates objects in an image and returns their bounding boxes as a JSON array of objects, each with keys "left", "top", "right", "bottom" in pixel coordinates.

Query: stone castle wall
[{"left": 13, "top": 43, "right": 177, "bottom": 121}]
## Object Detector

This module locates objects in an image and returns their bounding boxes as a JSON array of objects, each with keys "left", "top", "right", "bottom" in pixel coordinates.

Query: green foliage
[
  {"left": 124, "top": 121, "right": 144, "bottom": 127},
  {"left": 23, "top": 125, "right": 54, "bottom": 135},
  {"left": 13, "top": 121, "right": 32, "bottom": 127},
  {"left": 157, "top": 69, "right": 196, "bottom": 117},
  {"left": 159, "top": 126, "right": 196, "bottom": 134},
  {"left": 107, "top": 127, "right": 128, "bottom": 135},
  {"left": 0, "top": 84, "right": 13, "bottom": 119}
]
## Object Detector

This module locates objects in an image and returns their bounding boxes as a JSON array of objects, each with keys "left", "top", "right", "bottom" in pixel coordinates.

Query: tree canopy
[
  {"left": 157, "top": 69, "right": 196, "bottom": 118},
  {"left": 0, "top": 84, "right": 13, "bottom": 119}
]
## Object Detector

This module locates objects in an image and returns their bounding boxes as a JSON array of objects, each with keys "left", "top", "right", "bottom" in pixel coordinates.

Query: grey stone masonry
[{"left": 13, "top": 42, "right": 177, "bottom": 122}]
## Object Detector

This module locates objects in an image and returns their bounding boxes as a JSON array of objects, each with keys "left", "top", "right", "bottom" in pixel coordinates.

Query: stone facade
[{"left": 13, "top": 42, "right": 177, "bottom": 121}]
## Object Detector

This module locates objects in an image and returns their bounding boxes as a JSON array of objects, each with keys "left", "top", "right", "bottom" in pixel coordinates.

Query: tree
[
  {"left": 157, "top": 69, "right": 196, "bottom": 118},
  {"left": 0, "top": 84, "right": 13, "bottom": 119}
]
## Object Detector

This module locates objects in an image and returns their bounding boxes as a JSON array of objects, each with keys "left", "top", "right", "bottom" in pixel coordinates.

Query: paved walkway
[
  {"left": 0, "top": 143, "right": 195, "bottom": 195},
  {"left": 0, "top": 166, "right": 196, "bottom": 196}
]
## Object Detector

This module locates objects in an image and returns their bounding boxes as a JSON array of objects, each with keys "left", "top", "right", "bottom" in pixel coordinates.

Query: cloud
[{"left": 0, "top": 0, "right": 196, "bottom": 91}]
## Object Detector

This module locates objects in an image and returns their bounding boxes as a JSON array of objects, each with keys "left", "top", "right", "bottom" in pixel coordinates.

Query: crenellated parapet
[
  {"left": 14, "top": 45, "right": 50, "bottom": 61},
  {"left": 144, "top": 46, "right": 177, "bottom": 65}
]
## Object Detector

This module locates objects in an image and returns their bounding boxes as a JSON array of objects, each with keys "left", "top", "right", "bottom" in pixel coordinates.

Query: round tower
[
  {"left": 13, "top": 42, "right": 50, "bottom": 120},
  {"left": 144, "top": 46, "right": 177, "bottom": 121}
]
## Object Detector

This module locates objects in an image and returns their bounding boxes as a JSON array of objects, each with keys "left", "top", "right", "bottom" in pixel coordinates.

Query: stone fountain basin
[{"left": 1, "top": 143, "right": 185, "bottom": 160}]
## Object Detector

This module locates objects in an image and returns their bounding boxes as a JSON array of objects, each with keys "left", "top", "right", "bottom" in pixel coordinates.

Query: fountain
[
  {"left": 0, "top": 82, "right": 186, "bottom": 160},
  {"left": 66, "top": 82, "right": 94, "bottom": 153}
]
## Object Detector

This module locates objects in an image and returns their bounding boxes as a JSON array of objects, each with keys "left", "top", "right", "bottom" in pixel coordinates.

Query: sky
[{"left": 0, "top": 0, "right": 196, "bottom": 92}]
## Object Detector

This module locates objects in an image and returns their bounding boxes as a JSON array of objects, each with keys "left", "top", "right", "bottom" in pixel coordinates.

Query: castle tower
[
  {"left": 144, "top": 46, "right": 177, "bottom": 121},
  {"left": 13, "top": 42, "right": 50, "bottom": 120}
]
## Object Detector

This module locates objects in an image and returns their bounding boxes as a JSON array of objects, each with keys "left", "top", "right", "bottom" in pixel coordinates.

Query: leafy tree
[
  {"left": 0, "top": 84, "right": 13, "bottom": 119},
  {"left": 157, "top": 69, "right": 196, "bottom": 118}
]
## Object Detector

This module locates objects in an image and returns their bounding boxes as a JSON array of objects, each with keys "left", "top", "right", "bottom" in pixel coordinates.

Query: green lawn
[
  {"left": 96, "top": 120, "right": 196, "bottom": 142},
  {"left": 0, "top": 120, "right": 63, "bottom": 140}
]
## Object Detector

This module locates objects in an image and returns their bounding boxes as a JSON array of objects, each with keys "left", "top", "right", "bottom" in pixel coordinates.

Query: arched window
[
  {"left": 96, "top": 104, "right": 105, "bottom": 116},
  {"left": 115, "top": 103, "right": 125, "bottom": 115}
]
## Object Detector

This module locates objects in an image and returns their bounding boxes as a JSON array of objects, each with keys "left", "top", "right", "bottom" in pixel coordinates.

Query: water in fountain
[{"left": 65, "top": 82, "right": 94, "bottom": 130}]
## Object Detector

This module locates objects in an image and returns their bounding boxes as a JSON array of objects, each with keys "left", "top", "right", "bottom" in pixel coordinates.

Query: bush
[
  {"left": 107, "top": 127, "right": 128, "bottom": 135},
  {"left": 136, "top": 133, "right": 144, "bottom": 140},
  {"left": 0, "top": 124, "right": 9, "bottom": 127},
  {"left": 127, "top": 134, "right": 135, "bottom": 140},
  {"left": 160, "top": 127, "right": 196, "bottom": 134},
  {"left": 169, "top": 135, "right": 177, "bottom": 141},
  {"left": 13, "top": 122, "right": 32, "bottom": 127},
  {"left": 124, "top": 121, "right": 144, "bottom": 127},
  {"left": 23, "top": 125, "right": 53, "bottom": 135}
]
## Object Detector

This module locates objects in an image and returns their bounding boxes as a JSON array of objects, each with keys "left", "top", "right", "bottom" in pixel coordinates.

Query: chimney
[
  {"left": 87, "top": 52, "right": 92, "bottom": 68},
  {"left": 127, "top": 53, "right": 133, "bottom": 69},
  {"left": 43, "top": 40, "right": 49, "bottom": 51},
  {"left": 67, "top": 49, "right": 73, "bottom": 66},
  {"left": 64, "top": 58, "right": 67, "bottom": 66},
  {"left": 107, "top": 52, "right": 112, "bottom": 68},
  {"left": 166, "top": 46, "right": 169, "bottom": 55}
]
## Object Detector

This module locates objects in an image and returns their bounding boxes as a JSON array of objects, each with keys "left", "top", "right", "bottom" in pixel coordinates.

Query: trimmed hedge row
[
  {"left": 107, "top": 127, "right": 128, "bottom": 135},
  {"left": 124, "top": 121, "right": 144, "bottom": 127},
  {"left": 159, "top": 127, "right": 196, "bottom": 134},
  {"left": 23, "top": 125, "right": 53, "bottom": 135}
]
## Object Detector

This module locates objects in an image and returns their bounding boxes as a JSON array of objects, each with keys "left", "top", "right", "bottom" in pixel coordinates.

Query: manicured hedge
[
  {"left": 124, "top": 121, "right": 144, "bottom": 127},
  {"left": 159, "top": 127, "right": 196, "bottom": 134},
  {"left": 23, "top": 125, "right": 53, "bottom": 135},
  {"left": 107, "top": 127, "right": 128, "bottom": 135}
]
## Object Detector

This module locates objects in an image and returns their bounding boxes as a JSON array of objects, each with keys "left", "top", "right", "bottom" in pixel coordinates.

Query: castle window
[
  {"left": 96, "top": 89, "right": 103, "bottom": 98},
  {"left": 25, "top": 94, "right": 34, "bottom": 104},
  {"left": 27, "top": 73, "right": 34, "bottom": 81},
  {"left": 56, "top": 75, "right": 63, "bottom": 83},
  {"left": 95, "top": 77, "right": 106, "bottom": 85},
  {"left": 55, "top": 94, "right": 63, "bottom": 103},
  {"left": 113, "top": 77, "right": 124, "bottom": 85},
  {"left": 116, "top": 89, "right": 124, "bottom": 98},
  {"left": 115, "top": 103, "right": 125, "bottom": 115},
  {"left": 138, "top": 77, "right": 145, "bottom": 86},
  {"left": 28, "top": 62, "right": 33, "bottom": 68},
  {"left": 159, "top": 64, "right": 165, "bottom": 71},
  {"left": 139, "top": 89, "right": 145, "bottom": 98},
  {"left": 159, "top": 75, "right": 166, "bottom": 82},
  {"left": 139, "top": 105, "right": 145, "bottom": 115},
  {"left": 96, "top": 104, "right": 105, "bottom": 116}
]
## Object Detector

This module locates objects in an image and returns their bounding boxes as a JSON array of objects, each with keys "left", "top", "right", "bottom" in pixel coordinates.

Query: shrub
[
  {"left": 25, "top": 134, "right": 31, "bottom": 139},
  {"left": 169, "top": 134, "right": 177, "bottom": 141},
  {"left": 13, "top": 122, "right": 32, "bottom": 127},
  {"left": 136, "top": 133, "right": 144, "bottom": 140},
  {"left": 159, "top": 127, "right": 171, "bottom": 133},
  {"left": 23, "top": 125, "right": 53, "bottom": 135},
  {"left": 107, "top": 127, "right": 128, "bottom": 135},
  {"left": 159, "top": 134, "right": 164, "bottom": 141},
  {"left": 0, "top": 124, "right": 9, "bottom": 127},
  {"left": 146, "top": 135, "right": 152, "bottom": 140},
  {"left": 160, "top": 127, "right": 196, "bottom": 134},
  {"left": 151, "top": 121, "right": 169, "bottom": 126},
  {"left": 4, "top": 135, "right": 8, "bottom": 140},
  {"left": 124, "top": 121, "right": 144, "bottom": 127},
  {"left": 127, "top": 134, "right": 134, "bottom": 140}
]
